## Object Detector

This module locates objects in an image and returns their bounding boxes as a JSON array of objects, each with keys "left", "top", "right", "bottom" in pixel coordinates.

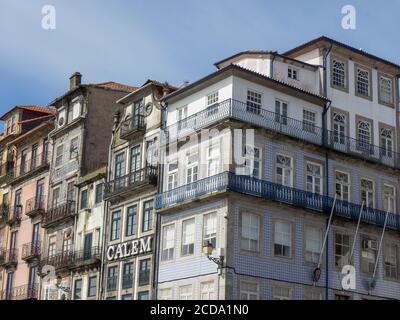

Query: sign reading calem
[{"left": 106, "top": 235, "right": 153, "bottom": 262}]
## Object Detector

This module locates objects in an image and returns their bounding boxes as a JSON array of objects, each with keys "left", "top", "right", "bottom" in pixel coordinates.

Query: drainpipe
[
  {"left": 325, "top": 153, "right": 330, "bottom": 300},
  {"left": 321, "top": 44, "right": 333, "bottom": 146}
]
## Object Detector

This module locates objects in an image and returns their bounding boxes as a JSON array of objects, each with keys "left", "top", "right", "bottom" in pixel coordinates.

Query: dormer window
[{"left": 288, "top": 67, "right": 298, "bottom": 80}]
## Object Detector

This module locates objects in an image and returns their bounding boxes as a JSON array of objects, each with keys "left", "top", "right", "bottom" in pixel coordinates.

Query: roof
[
  {"left": 0, "top": 105, "right": 56, "bottom": 121},
  {"left": 283, "top": 36, "right": 400, "bottom": 71},
  {"left": 8, "top": 119, "right": 55, "bottom": 146},
  {"left": 91, "top": 81, "right": 139, "bottom": 92},
  {"left": 163, "top": 64, "right": 329, "bottom": 105}
]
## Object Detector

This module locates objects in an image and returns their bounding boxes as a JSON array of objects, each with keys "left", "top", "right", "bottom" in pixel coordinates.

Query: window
[
  {"left": 379, "top": 75, "right": 393, "bottom": 105},
  {"left": 70, "top": 137, "right": 78, "bottom": 160},
  {"left": 186, "top": 151, "right": 198, "bottom": 184},
  {"left": 138, "top": 291, "right": 149, "bottom": 300},
  {"left": 244, "top": 145, "right": 261, "bottom": 178},
  {"left": 383, "top": 184, "right": 396, "bottom": 213},
  {"left": 73, "top": 279, "right": 82, "bottom": 300},
  {"left": 177, "top": 106, "right": 188, "bottom": 130},
  {"left": 306, "top": 162, "right": 322, "bottom": 195},
  {"left": 288, "top": 67, "right": 298, "bottom": 80},
  {"left": 333, "top": 112, "right": 346, "bottom": 145},
  {"left": 167, "top": 161, "right": 178, "bottom": 190},
  {"left": 275, "top": 154, "right": 293, "bottom": 187},
  {"left": 200, "top": 281, "right": 215, "bottom": 300},
  {"left": 305, "top": 226, "right": 322, "bottom": 264},
  {"left": 122, "top": 294, "right": 132, "bottom": 300},
  {"left": 72, "top": 100, "right": 81, "bottom": 120},
  {"left": 142, "top": 200, "right": 153, "bottom": 232},
  {"left": 240, "top": 281, "right": 259, "bottom": 300},
  {"left": 80, "top": 189, "right": 88, "bottom": 210},
  {"left": 31, "top": 143, "right": 38, "bottom": 169},
  {"left": 95, "top": 183, "right": 104, "bottom": 204},
  {"left": 67, "top": 181, "right": 75, "bottom": 202},
  {"left": 107, "top": 266, "right": 118, "bottom": 291},
  {"left": 275, "top": 100, "right": 288, "bottom": 125},
  {"left": 161, "top": 224, "right": 175, "bottom": 261},
  {"left": 179, "top": 285, "right": 193, "bottom": 300},
  {"left": 332, "top": 58, "right": 346, "bottom": 89},
  {"left": 146, "top": 139, "right": 157, "bottom": 167},
  {"left": 361, "top": 236, "right": 377, "bottom": 274},
  {"left": 55, "top": 145, "right": 63, "bottom": 167},
  {"left": 203, "top": 212, "right": 217, "bottom": 250},
  {"left": 207, "top": 142, "right": 220, "bottom": 176},
  {"left": 87, "top": 276, "right": 97, "bottom": 297},
  {"left": 303, "top": 109, "right": 316, "bottom": 133},
  {"left": 381, "top": 128, "right": 393, "bottom": 158},
  {"left": 384, "top": 243, "right": 398, "bottom": 279},
  {"left": 62, "top": 233, "right": 72, "bottom": 255},
  {"left": 357, "top": 120, "right": 372, "bottom": 152},
  {"left": 274, "top": 221, "right": 292, "bottom": 258},
  {"left": 356, "top": 66, "right": 371, "bottom": 97},
  {"left": 335, "top": 293, "right": 351, "bottom": 300},
  {"left": 48, "top": 236, "right": 56, "bottom": 257},
  {"left": 240, "top": 212, "right": 260, "bottom": 252},
  {"left": 361, "top": 178, "right": 375, "bottom": 208},
  {"left": 181, "top": 218, "right": 195, "bottom": 256},
  {"left": 159, "top": 288, "right": 173, "bottom": 300},
  {"left": 122, "top": 262, "right": 134, "bottom": 289},
  {"left": 247, "top": 90, "right": 262, "bottom": 114},
  {"left": 139, "top": 259, "right": 151, "bottom": 286},
  {"left": 207, "top": 92, "right": 219, "bottom": 116},
  {"left": 303, "top": 288, "right": 323, "bottom": 300},
  {"left": 272, "top": 283, "right": 293, "bottom": 300},
  {"left": 335, "top": 171, "right": 350, "bottom": 202},
  {"left": 42, "top": 138, "right": 49, "bottom": 163},
  {"left": 334, "top": 232, "right": 351, "bottom": 268},
  {"left": 125, "top": 205, "right": 137, "bottom": 237},
  {"left": 114, "top": 153, "right": 126, "bottom": 179},
  {"left": 110, "top": 211, "right": 121, "bottom": 241}
]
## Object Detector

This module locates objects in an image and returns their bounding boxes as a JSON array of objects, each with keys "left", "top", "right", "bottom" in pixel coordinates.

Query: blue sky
[{"left": 1, "top": 0, "right": 399, "bottom": 128}]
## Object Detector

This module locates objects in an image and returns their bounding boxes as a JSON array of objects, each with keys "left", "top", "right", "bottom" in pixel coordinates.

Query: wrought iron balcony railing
[
  {"left": 9, "top": 152, "right": 49, "bottom": 180},
  {"left": 22, "top": 242, "right": 41, "bottom": 261},
  {"left": 120, "top": 115, "right": 145, "bottom": 140},
  {"left": 161, "top": 99, "right": 400, "bottom": 169},
  {"left": 0, "top": 248, "right": 18, "bottom": 267},
  {"left": 42, "top": 200, "right": 76, "bottom": 228},
  {"left": 70, "top": 247, "right": 101, "bottom": 269},
  {"left": 155, "top": 172, "right": 400, "bottom": 231},
  {"left": 1, "top": 284, "right": 38, "bottom": 300},
  {"left": 39, "top": 252, "right": 74, "bottom": 272},
  {"left": 25, "top": 195, "right": 46, "bottom": 218},
  {"left": 6, "top": 206, "right": 22, "bottom": 226},
  {"left": 105, "top": 166, "right": 157, "bottom": 198}
]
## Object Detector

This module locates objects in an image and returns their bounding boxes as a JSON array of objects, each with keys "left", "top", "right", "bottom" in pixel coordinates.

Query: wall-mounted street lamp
[{"left": 203, "top": 241, "right": 224, "bottom": 270}]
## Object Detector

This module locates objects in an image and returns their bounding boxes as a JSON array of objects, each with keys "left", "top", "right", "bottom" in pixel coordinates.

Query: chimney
[{"left": 69, "top": 72, "right": 82, "bottom": 90}]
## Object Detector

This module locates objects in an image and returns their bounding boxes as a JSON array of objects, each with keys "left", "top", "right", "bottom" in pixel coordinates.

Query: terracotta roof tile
[
  {"left": 92, "top": 82, "right": 138, "bottom": 92},
  {"left": 0, "top": 105, "right": 56, "bottom": 120}
]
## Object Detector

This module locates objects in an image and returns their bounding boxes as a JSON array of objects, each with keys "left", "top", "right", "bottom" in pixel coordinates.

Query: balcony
[
  {"left": 155, "top": 172, "right": 400, "bottom": 231},
  {"left": 70, "top": 247, "right": 101, "bottom": 270},
  {"left": 0, "top": 161, "right": 14, "bottom": 185},
  {"left": 1, "top": 284, "right": 38, "bottom": 300},
  {"left": 0, "top": 248, "right": 18, "bottom": 268},
  {"left": 161, "top": 99, "right": 400, "bottom": 169},
  {"left": 6, "top": 206, "right": 22, "bottom": 226},
  {"left": 120, "top": 115, "right": 145, "bottom": 140},
  {"left": 25, "top": 196, "right": 46, "bottom": 219},
  {"left": 104, "top": 166, "right": 157, "bottom": 199},
  {"left": 9, "top": 152, "right": 49, "bottom": 183},
  {"left": 42, "top": 201, "right": 76, "bottom": 228},
  {"left": 22, "top": 242, "right": 41, "bottom": 262},
  {"left": 39, "top": 252, "right": 74, "bottom": 273}
]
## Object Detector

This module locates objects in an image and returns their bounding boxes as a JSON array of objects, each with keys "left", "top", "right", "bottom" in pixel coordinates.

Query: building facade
[{"left": 155, "top": 37, "right": 400, "bottom": 300}]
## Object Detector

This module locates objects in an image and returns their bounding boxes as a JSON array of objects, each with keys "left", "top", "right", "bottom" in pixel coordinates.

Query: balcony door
[
  {"left": 14, "top": 189, "right": 22, "bottom": 218},
  {"left": 20, "top": 149, "right": 28, "bottom": 174},
  {"left": 31, "top": 143, "right": 38, "bottom": 169},
  {"left": 42, "top": 138, "right": 49, "bottom": 164},
  {"left": 28, "top": 266, "right": 38, "bottom": 297},
  {"left": 36, "top": 179, "right": 45, "bottom": 209},
  {"left": 6, "top": 272, "right": 14, "bottom": 299},
  {"left": 32, "top": 223, "right": 40, "bottom": 248},
  {"left": 130, "top": 145, "right": 141, "bottom": 184},
  {"left": 83, "top": 233, "right": 93, "bottom": 260},
  {"left": 114, "top": 153, "right": 125, "bottom": 191},
  {"left": 133, "top": 100, "right": 143, "bottom": 127}
]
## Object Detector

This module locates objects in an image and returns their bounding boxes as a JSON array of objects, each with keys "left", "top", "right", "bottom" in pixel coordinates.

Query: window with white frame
[
  {"left": 244, "top": 145, "right": 262, "bottom": 178},
  {"left": 203, "top": 212, "right": 217, "bottom": 250},
  {"left": 167, "top": 161, "right": 178, "bottom": 190},
  {"left": 275, "top": 154, "right": 293, "bottom": 187},
  {"left": 380, "top": 128, "right": 393, "bottom": 157},
  {"left": 332, "top": 58, "right": 346, "bottom": 89},
  {"left": 55, "top": 145, "right": 64, "bottom": 167},
  {"left": 303, "top": 109, "right": 316, "bottom": 133},
  {"left": 275, "top": 100, "right": 288, "bottom": 125},
  {"left": 379, "top": 75, "right": 393, "bottom": 105},
  {"left": 384, "top": 242, "right": 398, "bottom": 279},
  {"left": 356, "top": 67, "right": 371, "bottom": 97},
  {"left": 200, "top": 281, "right": 216, "bottom": 300},
  {"left": 383, "top": 184, "right": 396, "bottom": 213},
  {"left": 181, "top": 218, "right": 195, "bottom": 256},
  {"left": 240, "top": 212, "right": 260, "bottom": 252},
  {"left": 161, "top": 224, "right": 175, "bottom": 261},
  {"left": 186, "top": 151, "right": 198, "bottom": 184},
  {"left": 334, "top": 232, "right": 351, "bottom": 268},
  {"left": 305, "top": 226, "right": 322, "bottom": 264},
  {"left": 361, "top": 178, "right": 375, "bottom": 208},
  {"left": 177, "top": 106, "right": 188, "bottom": 130},
  {"left": 288, "top": 67, "right": 298, "bottom": 80},
  {"left": 246, "top": 90, "right": 262, "bottom": 114},
  {"left": 272, "top": 283, "right": 293, "bottom": 300},
  {"left": 206, "top": 92, "right": 219, "bottom": 116},
  {"left": 159, "top": 288, "right": 173, "bottom": 300},
  {"left": 357, "top": 120, "right": 372, "bottom": 152},
  {"left": 207, "top": 141, "right": 220, "bottom": 176},
  {"left": 333, "top": 112, "right": 346, "bottom": 144},
  {"left": 240, "top": 281, "right": 259, "bottom": 300},
  {"left": 361, "top": 236, "right": 378, "bottom": 274},
  {"left": 306, "top": 162, "right": 322, "bottom": 195},
  {"left": 274, "top": 220, "right": 292, "bottom": 258},
  {"left": 335, "top": 171, "right": 350, "bottom": 202},
  {"left": 303, "top": 288, "right": 323, "bottom": 300},
  {"left": 179, "top": 285, "right": 193, "bottom": 300}
]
